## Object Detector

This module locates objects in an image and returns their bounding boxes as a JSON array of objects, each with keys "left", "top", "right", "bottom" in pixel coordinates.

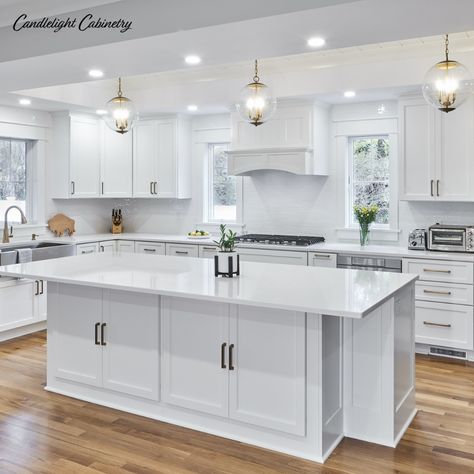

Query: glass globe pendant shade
[
  {"left": 422, "top": 35, "right": 472, "bottom": 113},
  {"left": 103, "top": 78, "right": 137, "bottom": 133},
  {"left": 236, "top": 60, "right": 277, "bottom": 126}
]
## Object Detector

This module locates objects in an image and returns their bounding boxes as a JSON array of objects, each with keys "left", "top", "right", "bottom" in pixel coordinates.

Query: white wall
[{"left": 44, "top": 106, "right": 474, "bottom": 245}]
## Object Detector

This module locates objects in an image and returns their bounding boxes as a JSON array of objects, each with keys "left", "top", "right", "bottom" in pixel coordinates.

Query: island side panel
[{"left": 343, "top": 281, "right": 416, "bottom": 447}]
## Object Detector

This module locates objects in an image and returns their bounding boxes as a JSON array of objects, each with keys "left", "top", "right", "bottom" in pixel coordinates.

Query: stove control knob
[
  {"left": 468, "top": 231, "right": 473, "bottom": 237},
  {"left": 411, "top": 241, "right": 417, "bottom": 247}
]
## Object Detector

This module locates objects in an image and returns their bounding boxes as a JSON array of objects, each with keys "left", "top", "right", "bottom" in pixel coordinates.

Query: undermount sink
[{"left": 0, "top": 242, "right": 76, "bottom": 266}]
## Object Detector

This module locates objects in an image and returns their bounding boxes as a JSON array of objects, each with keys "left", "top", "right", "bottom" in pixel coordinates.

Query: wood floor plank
[{"left": 1, "top": 331, "right": 474, "bottom": 473}]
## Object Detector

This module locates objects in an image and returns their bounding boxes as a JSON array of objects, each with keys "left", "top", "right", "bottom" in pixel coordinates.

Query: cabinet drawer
[
  {"left": 76, "top": 242, "right": 99, "bottom": 255},
  {"left": 415, "top": 301, "right": 473, "bottom": 350},
  {"left": 166, "top": 244, "right": 199, "bottom": 258},
  {"left": 308, "top": 252, "right": 337, "bottom": 268},
  {"left": 135, "top": 241, "right": 166, "bottom": 255},
  {"left": 415, "top": 281, "right": 473, "bottom": 305},
  {"left": 403, "top": 258, "right": 473, "bottom": 284},
  {"left": 199, "top": 245, "right": 218, "bottom": 259}
]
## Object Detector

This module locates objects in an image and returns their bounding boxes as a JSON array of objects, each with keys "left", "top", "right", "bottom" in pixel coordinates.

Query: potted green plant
[
  {"left": 213, "top": 224, "right": 239, "bottom": 277},
  {"left": 353, "top": 204, "right": 379, "bottom": 246}
]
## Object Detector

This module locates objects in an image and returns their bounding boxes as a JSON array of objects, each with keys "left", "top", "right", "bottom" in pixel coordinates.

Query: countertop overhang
[{"left": 0, "top": 253, "right": 417, "bottom": 318}]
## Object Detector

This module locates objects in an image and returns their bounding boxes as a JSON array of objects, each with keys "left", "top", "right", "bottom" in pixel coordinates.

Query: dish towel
[{"left": 17, "top": 248, "right": 32, "bottom": 263}]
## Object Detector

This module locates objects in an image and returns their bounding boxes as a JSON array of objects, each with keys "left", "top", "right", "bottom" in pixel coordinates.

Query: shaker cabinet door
[
  {"left": 228, "top": 305, "right": 306, "bottom": 435},
  {"left": 133, "top": 120, "right": 157, "bottom": 197}
]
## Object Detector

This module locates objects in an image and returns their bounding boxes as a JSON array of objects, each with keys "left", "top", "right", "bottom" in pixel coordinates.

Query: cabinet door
[
  {"left": 48, "top": 284, "right": 102, "bottom": 387},
  {"left": 35, "top": 280, "right": 47, "bottom": 321},
  {"left": 309, "top": 252, "right": 337, "bottom": 268},
  {"left": 101, "top": 126, "right": 133, "bottom": 197},
  {"left": 102, "top": 290, "right": 160, "bottom": 400},
  {"left": 134, "top": 241, "right": 166, "bottom": 255},
  {"left": 133, "top": 121, "right": 157, "bottom": 198},
  {"left": 99, "top": 241, "right": 116, "bottom": 253},
  {"left": 399, "top": 99, "right": 436, "bottom": 200},
  {"left": 415, "top": 300, "right": 473, "bottom": 350},
  {"left": 229, "top": 305, "right": 306, "bottom": 435},
  {"left": 437, "top": 98, "right": 474, "bottom": 201},
  {"left": 70, "top": 117, "right": 101, "bottom": 197},
  {"left": 0, "top": 279, "right": 36, "bottom": 331},
  {"left": 165, "top": 243, "right": 198, "bottom": 258},
  {"left": 161, "top": 297, "right": 229, "bottom": 416},
  {"left": 155, "top": 119, "right": 177, "bottom": 197},
  {"left": 238, "top": 248, "right": 307, "bottom": 265},
  {"left": 199, "top": 245, "right": 219, "bottom": 259}
]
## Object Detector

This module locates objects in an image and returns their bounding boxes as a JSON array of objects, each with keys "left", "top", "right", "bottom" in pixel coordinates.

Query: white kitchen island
[{"left": 0, "top": 253, "right": 418, "bottom": 463}]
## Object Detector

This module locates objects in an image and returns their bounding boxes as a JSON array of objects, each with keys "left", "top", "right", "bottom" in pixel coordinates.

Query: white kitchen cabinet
[
  {"left": 48, "top": 283, "right": 160, "bottom": 399},
  {"left": 102, "top": 290, "right": 160, "bottom": 400},
  {"left": 161, "top": 297, "right": 229, "bottom": 416},
  {"left": 77, "top": 242, "right": 99, "bottom": 255},
  {"left": 399, "top": 97, "right": 474, "bottom": 201},
  {"left": 199, "top": 245, "right": 219, "bottom": 258},
  {"left": 228, "top": 305, "right": 306, "bottom": 435},
  {"left": 133, "top": 118, "right": 191, "bottom": 198},
  {"left": 165, "top": 243, "right": 199, "bottom": 258},
  {"left": 161, "top": 296, "right": 306, "bottom": 435},
  {"left": 134, "top": 241, "right": 166, "bottom": 255},
  {"left": 101, "top": 125, "right": 133, "bottom": 197},
  {"left": 99, "top": 241, "right": 116, "bottom": 253},
  {"left": 238, "top": 248, "right": 308, "bottom": 265},
  {"left": 49, "top": 284, "right": 103, "bottom": 386},
  {"left": 116, "top": 240, "right": 135, "bottom": 253},
  {"left": 308, "top": 252, "right": 337, "bottom": 268},
  {"left": 402, "top": 259, "right": 473, "bottom": 285},
  {"left": 0, "top": 279, "right": 36, "bottom": 331},
  {"left": 51, "top": 113, "right": 101, "bottom": 198}
]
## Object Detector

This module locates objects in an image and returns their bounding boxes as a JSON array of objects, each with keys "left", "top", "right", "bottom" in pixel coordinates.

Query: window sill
[{"left": 336, "top": 227, "right": 401, "bottom": 243}]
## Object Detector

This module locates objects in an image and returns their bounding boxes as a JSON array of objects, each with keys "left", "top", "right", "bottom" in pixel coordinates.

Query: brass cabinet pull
[
  {"left": 221, "top": 342, "right": 227, "bottom": 369},
  {"left": 101, "top": 323, "right": 107, "bottom": 346},
  {"left": 430, "top": 179, "right": 434, "bottom": 197},
  {"left": 229, "top": 343, "right": 235, "bottom": 371},
  {"left": 423, "top": 321, "right": 452, "bottom": 328},
  {"left": 94, "top": 322, "right": 100, "bottom": 345},
  {"left": 422, "top": 268, "right": 452, "bottom": 274},
  {"left": 436, "top": 179, "right": 440, "bottom": 197},
  {"left": 423, "top": 289, "right": 452, "bottom": 296}
]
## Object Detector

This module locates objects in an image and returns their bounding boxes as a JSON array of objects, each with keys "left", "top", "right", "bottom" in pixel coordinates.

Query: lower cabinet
[
  {"left": 237, "top": 248, "right": 308, "bottom": 265},
  {"left": 165, "top": 243, "right": 199, "bottom": 258},
  {"left": 308, "top": 252, "right": 337, "bottom": 268},
  {"left": 161, "top": 296, "right": 306, "bottom": 435},
  {"left": 48, "top": 283, "right": 160, "bottom": 400},
  {"left": 116, "top": 240, "right": 135, "bottom": 253},
  {"left": 77, "top": 242, "right": 99, "bottom": 255},
  {"left": 135, "top": 241, "right": 166, "bottom": 255},
  {"left": 99, "top": 241, "right": 116, "bottom": 253},
  {"left": 199, "top": 245, "right": 218, "bottom": 258}
]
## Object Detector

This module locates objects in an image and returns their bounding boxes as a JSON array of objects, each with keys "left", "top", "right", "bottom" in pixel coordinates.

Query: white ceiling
[{"left": 2, "top": 0, "right": 474, "bottom": 114}]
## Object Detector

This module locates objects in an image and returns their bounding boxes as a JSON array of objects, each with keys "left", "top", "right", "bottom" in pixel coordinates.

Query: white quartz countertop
[{"left": 0, "top": 253, "right": 417, "bottom": 318}]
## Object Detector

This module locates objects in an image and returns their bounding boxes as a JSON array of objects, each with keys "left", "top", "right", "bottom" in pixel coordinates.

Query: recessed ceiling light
[
  {"left": 184, "top": 55, "right": 201, "bottom": 65},
  {"left": 89, "top": 69, "right": 104, "bottom": 78},
  {"left": 307, "top": 37, "right": 326, "bottom": 48},
  {"left": 344, "top": 91, "right": 356, "bottom": 98},
  {"left": 187, "top": 105, "right": 198, "bottom": 112},
  {"left": 96, "top": 109, "right": 107, "bottom": 115},
  {"left": 18, "top": 98, "right": 31, "bottom": 106}
]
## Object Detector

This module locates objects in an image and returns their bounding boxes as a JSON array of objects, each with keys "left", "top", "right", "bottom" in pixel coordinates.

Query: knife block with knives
[{"left": 111, "top": 209, "right": 123, "bottom": 234}]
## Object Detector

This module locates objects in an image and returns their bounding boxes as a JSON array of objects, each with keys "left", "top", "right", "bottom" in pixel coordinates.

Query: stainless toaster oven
[{"left": 428, "top": 224, "right": 474, "bottom": 252}]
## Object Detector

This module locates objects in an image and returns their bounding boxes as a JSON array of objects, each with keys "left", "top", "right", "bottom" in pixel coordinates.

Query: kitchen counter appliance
[
  {"left": 235, "top": 234, "right": 325, "bottom": 246},
  {"left": 408, "top": 228, "right": 426, "bottom": 250},
  {"left": 428, "top": 224, "right": 474, "bottom": 252}
]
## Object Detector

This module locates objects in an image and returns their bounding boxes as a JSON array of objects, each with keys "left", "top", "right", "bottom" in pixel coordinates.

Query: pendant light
[
  {"left": 236, "top": 60, "right": 277, "bottom": 126},
  {"left": 103, "top": 77, "right": 137, "bottom": 133},
  {"left": 422, "top": 34, "right": 472, "bottom": 113}
]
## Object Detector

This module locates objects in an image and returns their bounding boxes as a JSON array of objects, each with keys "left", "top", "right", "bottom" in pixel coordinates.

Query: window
[
  {"left": 206, "top": 143, "right": 241, "bottom": 222},
  {"left": 348, "top": 136, "right": 390, "bottom": 227},
  {"left": 0, "top": 138, "right": 28, "bottom": 223}
]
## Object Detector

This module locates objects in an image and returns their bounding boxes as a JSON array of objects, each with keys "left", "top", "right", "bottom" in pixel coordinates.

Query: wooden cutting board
[{"left": 48, "top": 213, "right": 76, "bottom": 237}]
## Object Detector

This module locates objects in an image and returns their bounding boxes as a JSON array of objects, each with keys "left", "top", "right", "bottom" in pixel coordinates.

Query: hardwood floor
[{"left": 0, "top": 332, "right": 473, "bottom": 473}]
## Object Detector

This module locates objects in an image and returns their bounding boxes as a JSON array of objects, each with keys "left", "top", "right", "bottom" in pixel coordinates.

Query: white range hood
[{"left": 227, "top": 103, "right": 329, "bottom": 176}]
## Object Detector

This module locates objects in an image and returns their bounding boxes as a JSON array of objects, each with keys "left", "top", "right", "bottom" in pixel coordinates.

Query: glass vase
[{"left": 359, "top": 223, "right": 370, "bottom": 246}]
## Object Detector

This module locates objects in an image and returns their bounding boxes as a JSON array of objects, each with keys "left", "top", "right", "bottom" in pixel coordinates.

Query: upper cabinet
[
  {"left": 399, "top": 97, "right": 474, "bottom": 201},
  {"left": 133, "top": 118, "right": 191, "bottom": 199},
  {"left": 228, "top": 104, "right": 329, "bottom": 176},
  {"left": 50, "top": 113, "right": 191, "bottom": 199}
]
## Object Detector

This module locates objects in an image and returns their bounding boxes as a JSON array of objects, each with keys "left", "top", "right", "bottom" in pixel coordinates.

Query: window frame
[
  {"left": 345, "top": 133, "right": 398, "bottom": 231},
  {"left": 204, "top": 142, "right": 243, "bottom": 225}
]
